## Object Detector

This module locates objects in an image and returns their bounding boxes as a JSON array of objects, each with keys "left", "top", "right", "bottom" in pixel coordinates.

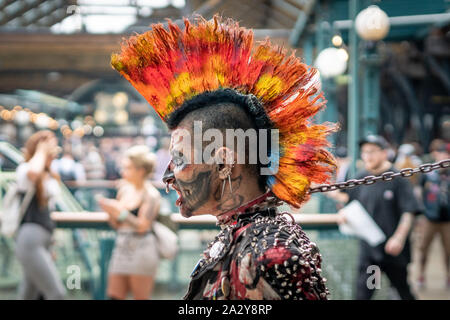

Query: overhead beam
[
  {"left": 0, "top": 0, "right": 47, "bottom": 26},
  {"left": 35, "top": 8, "right": 71, "bottom": 27},
  {"left": 333, "top": 12, "right": 450, "bottom": 30},
  {"left": 0, "top": 0, "right": 15, "bottom": 11},
  {"left": 192, "top": 0, "right": 224, "bottom": 17},
  {"left": 283, "top": 0, "right": 308, "bottom": 10},
  {"left": 269, "top": 6, "right": 296, "bottom": 28},
  {"left": 289, "top": 0, "right": 316, "bottom": 47},
  {"left": 271, "top": 0, "right": 301, "bottom": 22},
  {"left": 425, "top": 54, "right": 450, "bottom": 94},
  {"left": 19, "top": 0, "right": 63, "bottom": 26}
]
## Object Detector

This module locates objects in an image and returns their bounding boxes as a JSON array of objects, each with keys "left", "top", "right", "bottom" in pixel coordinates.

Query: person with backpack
[
  {"left": 14, "top": 130, "right": 66, "bottom": 300},
  {"left": 417, "top": 140, "right": 450, "bottom": 289}
]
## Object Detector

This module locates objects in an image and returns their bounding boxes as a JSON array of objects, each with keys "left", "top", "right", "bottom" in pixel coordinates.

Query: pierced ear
[
  {"left": 215, "top": 147, "right": 234, "bottom": 179},
  {"left": 214, "top": 147, "right": 234, "bottom": 165}
]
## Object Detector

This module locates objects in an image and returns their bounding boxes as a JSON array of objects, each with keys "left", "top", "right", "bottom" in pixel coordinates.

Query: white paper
[{"left": 338, "top": 200, "right": 386, "bottom": 246}]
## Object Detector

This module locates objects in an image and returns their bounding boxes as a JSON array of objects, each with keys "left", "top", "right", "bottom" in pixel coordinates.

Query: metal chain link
[{"left": 308, "top": 159, "right": 450, "bottom": 194}]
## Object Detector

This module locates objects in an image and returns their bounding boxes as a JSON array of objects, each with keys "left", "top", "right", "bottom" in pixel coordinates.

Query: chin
[
  {"left": 179, "top": 205, "right": 193, "bottom": 218},
  {"left": 179, "top": 205, "right": 208, "bottom": 218}
]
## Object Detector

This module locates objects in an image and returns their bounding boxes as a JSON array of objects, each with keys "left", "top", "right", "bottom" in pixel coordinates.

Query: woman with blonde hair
[
  {"left": 15, "top": 130, "right": 66, "bottom": 300},
  {"left": 98, "top": 145, "right": 161, "bottom": 300}
]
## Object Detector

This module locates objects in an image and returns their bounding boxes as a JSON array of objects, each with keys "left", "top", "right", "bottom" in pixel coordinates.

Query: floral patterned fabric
[{"left": 184, "top": 208, "right": 329, "bottom": 300}]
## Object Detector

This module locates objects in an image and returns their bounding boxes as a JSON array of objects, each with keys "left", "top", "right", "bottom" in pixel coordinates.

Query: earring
[
  {"left": 220, "top": 161, "right": 234, "bottom": 199},
  {"left": 228, "top": 161, "right": 234, "bottom": 194},
  {"left": 221, "top": 171, "right": 233, "bottom": 199},
  {"left": 165, "top": 182, "right": 170, "bottom": 194},
  {"left": 221, "top": 178, "right": 227, "bottom": 199}
]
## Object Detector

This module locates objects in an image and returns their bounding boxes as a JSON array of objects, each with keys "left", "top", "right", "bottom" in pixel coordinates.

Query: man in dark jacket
[{"left": 331, "top": 135, "right": 420, "bottom": 300}]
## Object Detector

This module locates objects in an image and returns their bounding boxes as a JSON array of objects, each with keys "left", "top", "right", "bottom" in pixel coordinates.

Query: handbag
[
  {"left": 0, "top": 183, "right": 35, "bottom": 238},
  {"left": 152, "top": 220, "right": 178, "bottom": 260}
]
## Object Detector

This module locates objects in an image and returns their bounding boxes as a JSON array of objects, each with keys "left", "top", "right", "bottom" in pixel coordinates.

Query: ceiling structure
[
  {"left": 0, "top": 0, "right": 314, "bottom": 31},
  {"left": 0, "top": 0, "right": 77, "bottom": 28},
  {"left": 0, "top": 0, "right": 448, "bottom": 98}
]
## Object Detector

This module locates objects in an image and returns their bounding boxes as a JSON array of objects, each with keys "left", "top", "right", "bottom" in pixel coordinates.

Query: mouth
[{"left": 172, "top": 183, "right": 192, "bottom": 207}]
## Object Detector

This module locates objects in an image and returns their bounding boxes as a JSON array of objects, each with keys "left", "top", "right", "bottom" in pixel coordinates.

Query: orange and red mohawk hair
[{"left": 111, "top": 15, "right": 337, "bottom": 208}]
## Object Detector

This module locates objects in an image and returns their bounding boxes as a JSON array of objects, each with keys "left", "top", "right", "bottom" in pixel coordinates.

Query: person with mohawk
[{"left": 111, "top": 15, "right": 337, "bottom": 300}]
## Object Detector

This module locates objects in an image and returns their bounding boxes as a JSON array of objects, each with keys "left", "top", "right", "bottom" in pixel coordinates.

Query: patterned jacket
[{"left": 184, "top": 208, "right": 329, "bottom": 300}]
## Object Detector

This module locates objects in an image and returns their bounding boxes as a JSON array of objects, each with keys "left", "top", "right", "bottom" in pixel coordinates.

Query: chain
[{"left": 308, "top": 159, "right": 450, "bottom": 194}]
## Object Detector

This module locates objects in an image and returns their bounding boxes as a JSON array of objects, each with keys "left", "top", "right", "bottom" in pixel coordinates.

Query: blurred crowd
[
  {"left": 1, "top": 128, "right": 448, "bottom": 300},
  {"left": 0, "top": 135, "right": 171, "bottom": 186}
]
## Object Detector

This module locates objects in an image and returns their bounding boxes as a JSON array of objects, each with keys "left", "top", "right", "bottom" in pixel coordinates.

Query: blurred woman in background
[
  {"left": 98, "top": 145, "right": 161, "bottom": 300},
  {"left": 15, "top": 130, "right": 66, "bottom": 300}
]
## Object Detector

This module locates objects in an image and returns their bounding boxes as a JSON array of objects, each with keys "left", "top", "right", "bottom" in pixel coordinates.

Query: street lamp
[
  {"left": 314, "top": 47, "right": 348, "bottom": 146},
  {"left": 332, "top": 34, "right": 343, "bottom": 47},
  {"left": 355, "top": 5, "right": 390, "bottom": 41},
  {"left": 314, "top": 47, "right": 348, "bottom": 79},
  {"left": 356, "top": 5, "right": 390, "bottom": 137}
]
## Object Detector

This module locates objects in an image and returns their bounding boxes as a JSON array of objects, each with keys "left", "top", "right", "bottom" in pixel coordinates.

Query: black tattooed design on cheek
[{"left": 176, "top": 169, "right": 213, "bottom": 216}]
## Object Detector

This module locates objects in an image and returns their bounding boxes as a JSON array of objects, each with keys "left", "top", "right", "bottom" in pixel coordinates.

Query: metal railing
[{"left": 0, "top": 204, "right": 391, "bottom": 299}]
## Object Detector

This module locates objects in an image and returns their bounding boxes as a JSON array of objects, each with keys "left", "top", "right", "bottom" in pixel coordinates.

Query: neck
[
  {"left": 133, "top": 179, "right": 145, "bottom": 190},
  {"left": 369, "top": 160, "right": 391, "bottom": 175},
  {"left": 214, "top": 188, "right": 277, "bottom": 225}
]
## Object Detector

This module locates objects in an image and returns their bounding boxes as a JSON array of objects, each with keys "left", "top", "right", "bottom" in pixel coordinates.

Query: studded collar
[{"left": 189, "top": 208, "right": 279, "bottom": 280}]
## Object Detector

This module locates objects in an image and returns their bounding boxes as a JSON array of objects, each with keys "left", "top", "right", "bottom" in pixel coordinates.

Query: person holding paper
[{"left": 329, "top": 135, "right": 421, "bottom": 300}]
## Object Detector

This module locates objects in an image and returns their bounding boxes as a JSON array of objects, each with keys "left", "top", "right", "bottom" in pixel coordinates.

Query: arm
[
  {"left": 327, "top": 190, "right": 350, "bottom": 224},
  {"left": 385, "top": 177, "right": 419, "bottom": 256},
  {"left": 121, "top": 191, "right": 161, "bottom": 233},
  {"left": 98, "top": 187, "right": 161, "bottom": 233},
  {"left": 385, "top": 212, "right": 414, "bottom": 256},
  {"left": 26, "top": 141, "right": 50, "bottom": 182},
  {"left": 327, "top": 190, "right": 349, "bottom": 204}
]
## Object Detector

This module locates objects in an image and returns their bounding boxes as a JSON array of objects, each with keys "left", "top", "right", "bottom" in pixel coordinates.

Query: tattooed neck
[{"left": 214, "top": 174, "right": 244, "bottom": 212}]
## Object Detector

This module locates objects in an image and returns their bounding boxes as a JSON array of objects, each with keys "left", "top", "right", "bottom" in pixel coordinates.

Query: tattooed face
[{"left": 162, "top": 127, "right": 221, "bottom": 217}]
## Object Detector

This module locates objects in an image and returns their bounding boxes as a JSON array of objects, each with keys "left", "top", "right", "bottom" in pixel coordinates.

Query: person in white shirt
[
  {"left": 51, "top": 145, "right": 86, "bottom": 182},
  {"left": 14, "top": 130, "right": 66, "bottom": 300}
]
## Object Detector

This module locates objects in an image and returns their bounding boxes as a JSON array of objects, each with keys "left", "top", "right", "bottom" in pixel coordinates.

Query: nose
[{"left": 162, "top": 163, "right": 174, "bottom": 185}]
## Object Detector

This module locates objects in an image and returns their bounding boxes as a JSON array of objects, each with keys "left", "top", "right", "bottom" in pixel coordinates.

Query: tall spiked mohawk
[{"left": 111, "top": 15, "right": 337, "bottom": 208}]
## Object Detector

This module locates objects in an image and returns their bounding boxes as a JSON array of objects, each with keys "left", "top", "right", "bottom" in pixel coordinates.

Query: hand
[
  {"left": 336, "top": 209, "right": 347, "bottom": 225},
  {"left": 36, "top": 139, "right": 51, "bottom": 154},
  {"left": 98, "top": 197, "right": 121, "bottom": 220},
  {"left": 384, "top": 236, "right": 405, "bottom": 256},
  {"left": 326, "top": 190, "right": 340, "bottom": 200},
  {"left": 36, "top": 137, "right": 55, "bottom": 154},
  {"left": 326, "top": 190, "right": 349, "bottom": 204}
]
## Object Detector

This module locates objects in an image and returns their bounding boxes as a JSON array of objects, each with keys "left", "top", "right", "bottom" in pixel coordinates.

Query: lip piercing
[{"left": 165, "top": 182, "right": 170, "bottom": 194}]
